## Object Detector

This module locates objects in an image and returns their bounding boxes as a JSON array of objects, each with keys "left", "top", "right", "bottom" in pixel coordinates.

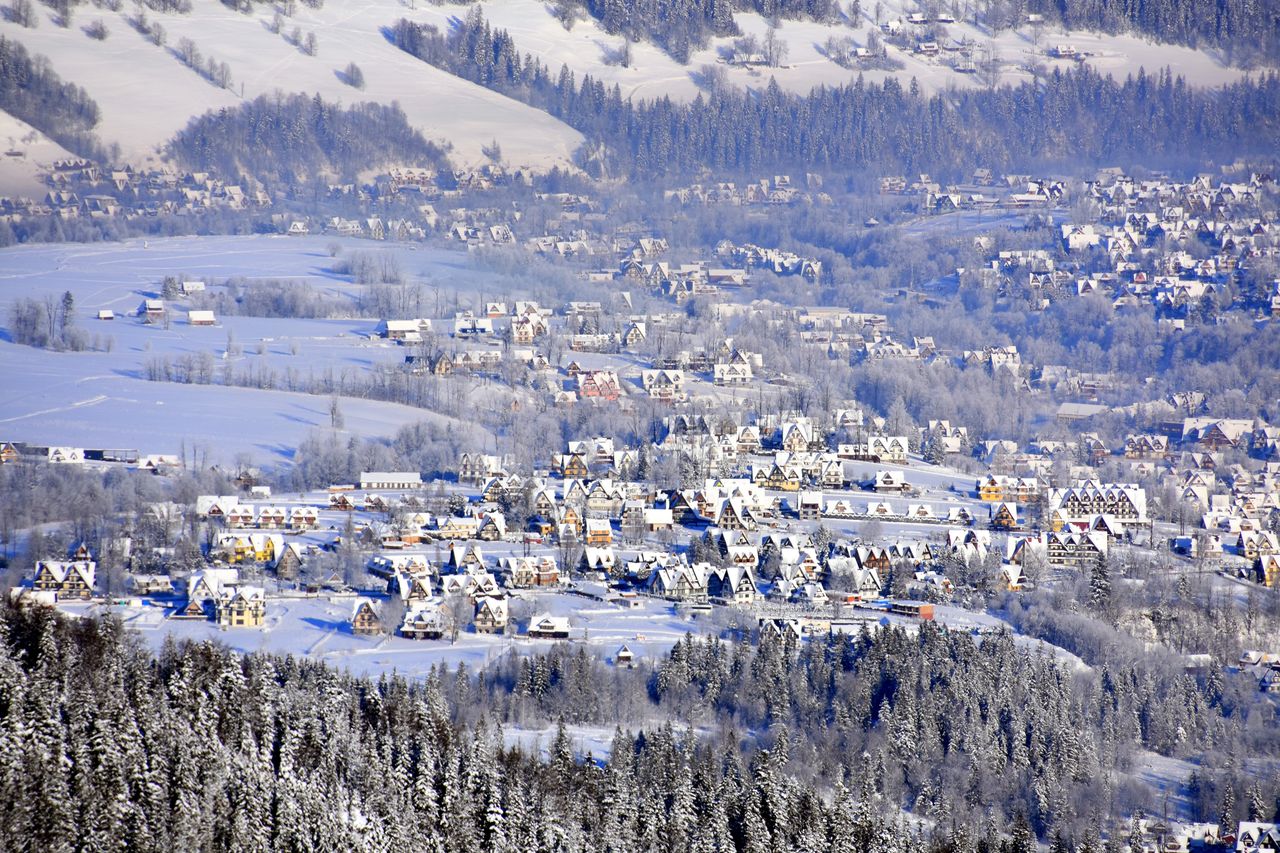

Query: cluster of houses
[
  {"left": 21, "top": 548, "right": 269, "bottom": 631},
  {"left": 377, "top": 296, "right": 775, "bottom": 407},
  {"left": 662, "top": 174, "right": 832, "bottom": 208},
  {"left": 972, "top": 411, "right": 1280, "bottom": 582},
  {"left": 973, "top": 170, "right": 1279, "bottom": 319},
  {"left": 1124, "top": 818, "right": 1280, "bottom": 853},
  {"left": 13, "top": 378, "right": 1280, "bottom": 689},
  {"left": 0, "top": 440, "right": 180, "bottom": 472},
  {"left": 0, "top": 159, "right": 271, "bottom": 227},
  {"left": 715, "top": 240, "right": 823, "bottom": 281}
]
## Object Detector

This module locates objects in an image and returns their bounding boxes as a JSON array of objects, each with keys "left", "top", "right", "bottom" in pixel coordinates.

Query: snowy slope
[
  {"left": 0, "top": 353, "right": 445, "bottom": 463},
  {"left": 415, "top": 0, "right": 1254, "bottom": 102},
  {"left": 0, "top": 111, "right": 78, "bottom": 197},
  {"left": 0, "top": 235, "right": 495, "bottom": 464},
  {"left": 0, "top": 0, "right": 583, "bottom": 171}
]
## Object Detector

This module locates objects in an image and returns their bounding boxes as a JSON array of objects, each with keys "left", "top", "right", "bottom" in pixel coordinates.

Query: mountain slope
[
  {"left": 0, "top": 0, "right": 583, "bottom": 172},
  {"left": 413, "top": 0, "right": 1257, "bottom": 103},
  {"left": 0, "top": 111, "right": 76, "bottom": 196}
]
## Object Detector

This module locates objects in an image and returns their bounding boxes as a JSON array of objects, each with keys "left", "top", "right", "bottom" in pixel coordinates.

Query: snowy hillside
[
  {"left": 0, "top": 0, "right": 584, "bottom": 177},
  {"left": 0, "top": 235, "right": 497, "bottom": 464},
  {"left": 0, "top": 112, "right": 76, "bottom": 197},
  {"left": 415, "top": 0, "right": 1254, "bottom": 102},
  {"left": 0, "top": 0, "right": 1262, "bottom": 190}
]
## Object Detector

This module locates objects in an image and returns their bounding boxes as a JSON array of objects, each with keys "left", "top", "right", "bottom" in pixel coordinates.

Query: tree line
[{"left": 1, "top": 600, "right": 1275, "bottom": 852}]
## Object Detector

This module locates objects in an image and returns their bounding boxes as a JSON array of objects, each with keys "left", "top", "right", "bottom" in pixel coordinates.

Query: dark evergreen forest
[
  {"left": 1, "top": 602, "right": 1276, "bottom": 852},
  {"left": 1027, "top": 0, "right": 1280, "bottom": 65},
  {"left": 578, "top": 0, "right": 836, "bottom": 62}
]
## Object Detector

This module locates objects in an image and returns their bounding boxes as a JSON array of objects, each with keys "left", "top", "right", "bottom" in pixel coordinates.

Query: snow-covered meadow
[
  {"left": 0, "top": 234, "right": 494, "bottom": 463},
  {"left": 65, "top": 588, "right": 715, "bottom": 679}
]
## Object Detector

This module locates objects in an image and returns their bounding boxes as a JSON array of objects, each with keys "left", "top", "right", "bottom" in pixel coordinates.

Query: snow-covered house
[
  {"left": 351, "top": 598, "right": 381, "bottom": 635},
  {"left": 32, "top": 560, "right": 96, "bottom": 600},
  {"left": 215, "top": 586, "right": 265, "bottom": 628},
  {"left": 526, "top": 613, "right": 571, "bottom": 639},
  {"left": 474, "top": 596, "right": 510, "bottom": 633}
]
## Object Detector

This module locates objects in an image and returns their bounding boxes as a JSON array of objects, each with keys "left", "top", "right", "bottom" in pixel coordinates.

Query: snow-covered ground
[
  {"left": 1128, "top": 750, "right": 1198, "bottom": 822},
  {"left": 0, "top": 234, "right": 495, "bottom": 463},
  {"left": 0, "top": 112, "right": 76, "bottom": 197},
  {"left": 0, "top": 0, "right": 1257, "bottom": 180},
  {"left": 65, "top": 588, "right": 711, "bottom": 681},
  {"left": 504, "top": 724, "right": 623, "bottom": 763}
]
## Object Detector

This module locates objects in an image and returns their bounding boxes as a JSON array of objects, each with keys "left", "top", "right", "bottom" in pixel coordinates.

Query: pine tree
[
  {"left": 1009, "top": 810, "right": 1035, "bottom": 853},
  {"left": 1089, "top": 557, "right": 1112, "bottom": 613},
  {"left": 59, "top": 289, "right": 75, "bottom": 339},
  {"left": 1220, "top": 782, "right": 1236, "bottom": 834},
  {"left": 1247, "top": 782, "right": 1266, "bottom": 821}
]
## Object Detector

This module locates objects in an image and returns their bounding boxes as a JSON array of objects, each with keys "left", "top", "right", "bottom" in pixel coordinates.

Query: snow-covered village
[{"left": 1, "top": 0, "right": 1279, "bottom": 850}]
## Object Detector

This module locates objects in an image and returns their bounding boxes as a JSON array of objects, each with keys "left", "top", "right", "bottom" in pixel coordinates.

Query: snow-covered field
[
  {"left": 67, "top": 589, "right": 710, "bottom": 680},
  {"left": 0, "top": 234, "right": 494, "bottom": 463},
  {"left": 0, "top": 0, "right": 1258, "bottom": 185}
]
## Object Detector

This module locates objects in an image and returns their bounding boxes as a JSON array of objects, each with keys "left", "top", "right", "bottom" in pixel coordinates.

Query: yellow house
[
  {"left": 252, "top": 535, "right": 279, "bottom": 563},
  {"left": 1258, "top": 554, "right": 1280, "bottom": 588},
  {"left": 220, "top": 535, "right": 253, "bottom": 563},
  {"left": 584, "top": 518, "right": 613, "bottom": 547},
  {"left": 216, "top": 586, "right": 266, "bottom": 627},
  {"left": 976, "top": 476, "right": 1005, "bottom": 502},
  {"left": 217, "top": 533, "right": 280, "bottom": 564},
  {"left": 560, "top": 505, "right": 582, "bottom": 534},
  {"left": 765, "top": 464, "right": 802, "bottom": 492},
  {"left": 990, "top": 502, "right": 1021, "bottom": 530}
]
